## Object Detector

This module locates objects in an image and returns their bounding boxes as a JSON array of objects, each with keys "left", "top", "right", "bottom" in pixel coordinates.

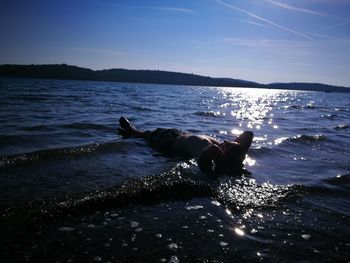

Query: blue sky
[{"left": 1, "top": 0, "right": 350, "bottom": 86}]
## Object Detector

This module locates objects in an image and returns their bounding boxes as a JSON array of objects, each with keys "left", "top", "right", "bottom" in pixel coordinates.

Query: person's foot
[
  {"left": 118, "top": 116, "right": 136, "bottom": 138},
  {"left": 119, "top": 116, "right": 136, "bottom": 132}
]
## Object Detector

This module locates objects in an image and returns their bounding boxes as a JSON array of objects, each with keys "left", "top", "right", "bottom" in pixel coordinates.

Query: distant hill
[
  {"left": 267, "top": 82, "right": 349, "bottom": 93},
  {"left": 0, "top": 64, "right": 349, "bottom": 93}
]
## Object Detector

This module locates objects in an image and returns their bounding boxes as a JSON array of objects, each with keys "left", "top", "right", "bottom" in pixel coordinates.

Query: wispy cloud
[
  {"left": 235, "top": 18, "right": 268, "bottom": 28},
  {"left": 296, "top": 0, "right": 350, "bottom": 5},
  {"left": 150, "top": 6, "right": 194, "bottom": 14},
  {"left": 215, "top": 0, "right": 313, "bottom": 40},
  {"left": 119, "top": 5, "right": 194, "bottom": 14},
  {"left": 264, "top": 0, "right": 349, "bottom": 21},
  {"left": 223, "top": 37, "right": 311, "bottom": 48},
  {"left": 305, "top": 32, "right": 334, "bottom": 40},
  {"left": 224, "top": 36, "right": 350, "bottom": 48},
  {"left": 264, "top": 0, "right": 330, "bottom": 17},
  {"left": 262, "top": 1, "right": 350, "bottom": 39}
]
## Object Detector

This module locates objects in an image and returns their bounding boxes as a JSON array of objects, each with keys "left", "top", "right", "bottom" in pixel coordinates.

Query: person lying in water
[{"left": 118, "top": 116, "right": 253, "bottom": 176}]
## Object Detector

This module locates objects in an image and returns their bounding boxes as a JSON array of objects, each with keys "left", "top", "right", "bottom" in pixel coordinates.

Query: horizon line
[{"left": 0, "top": 63, "right": 349, "bottom": 89}]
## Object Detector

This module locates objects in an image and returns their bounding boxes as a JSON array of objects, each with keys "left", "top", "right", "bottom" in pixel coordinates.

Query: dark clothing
[{"left": 147, "top": 128, "right": 183, "bottom": 151}]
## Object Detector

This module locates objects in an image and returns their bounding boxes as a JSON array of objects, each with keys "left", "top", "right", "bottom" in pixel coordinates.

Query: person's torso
[{"left": 172, "top": 134, "right": 220, "bottom": 157}]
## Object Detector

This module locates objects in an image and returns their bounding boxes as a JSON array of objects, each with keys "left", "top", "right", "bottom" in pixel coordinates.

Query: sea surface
[{"left": 1, "top": 78, "right": 350, "bottom": 262}]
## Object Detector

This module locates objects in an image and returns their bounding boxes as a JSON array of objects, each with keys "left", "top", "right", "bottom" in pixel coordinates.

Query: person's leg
[{"left": 118, "top": 116, "right": 151, "bottom": 139}]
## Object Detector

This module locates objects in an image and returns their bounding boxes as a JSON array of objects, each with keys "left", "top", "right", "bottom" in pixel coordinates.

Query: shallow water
[{"left": 1, "top": 78, "right": 350, "bottom": 262}]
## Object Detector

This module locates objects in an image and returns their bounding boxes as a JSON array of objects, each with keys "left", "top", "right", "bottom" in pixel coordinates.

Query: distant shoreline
[{"left": 1, "top": 64, "right": 349, "bottom": 93}]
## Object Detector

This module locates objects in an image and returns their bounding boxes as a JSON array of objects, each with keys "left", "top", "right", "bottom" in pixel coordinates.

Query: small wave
[
  {"left": 194, "top": 111, "right": 223, "bottom": 117},
  {"left": 58, "top": 122, "right": 115, "bottom": 132},
  {"left": 321, "top": 114, "right": 337, "bottom": 120},
  {"left": 132, "top": 106, "right": 154, "bottom": 112},
  {"left": 251, "top": 135, "right": 328, "bottom": 152},
  {"left": 334, "top": 124, "right": 349, "bottom": 130},
  {"left": 20, "top": 125, "right": 56, "bottom": 132},
  {"left": 249, "top": 147, "right": 273, "bottom": 157},
  {"left": 306, "top": 104, "right": 316, "bottom": 109},
  {"left": 0, "top": 134, "right": 32, "bottom": 145},
  {"left": 323, "top": 173, "right": 350, "bottom": 186},
  {"left": 23, "top": 162, "right": 302, "bottom": 225},
  {"left": 284, "top": 105, "right": 302, "bottom": 110},
  {"left": 7, "top": 122, "right": 116, "bottom": 134},
  {"left": 303, "top": 174, "right": 350, "bottom": 198},
  {"left": 302, "top": 174, "right": 350, "bottom": 217},
  {"left": 284, "top": 104, "right": 316, "bottom": 110},
  {"left": 23, "top": 164, "right": 212, "bottom": 224},
  {"left": 0, "top": 141, "right": 124, "bottom": 168},
  {"left": 6, "top": 95, "right": 50, "bottom": 102},
  {"left": 287, "top": 134, "right": 327, "bottom": 143}
]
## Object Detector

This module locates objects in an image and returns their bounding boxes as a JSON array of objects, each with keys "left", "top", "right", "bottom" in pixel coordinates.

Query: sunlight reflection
[
  {"left": 216, "top": 87, "right": 285, "bottom": 138},
  {"left": 274, "top": 137, "right": 288, "bottom": 145},
  {"left": 256, "top": 213, "right": 263, "bottom": 218},
  {"left": 244, "top": 156, "right": 256, "bottom": 167},
  {"left": 243, "top": 209, "right": 253, "bottom": 219},
  {"left": 253, "top": 136, "right": 267, "bottom": 142},
  {"left": 234, "top": 227, "right": 245, "bottom": 236},
  {"left": 231, "top": 128, "right": 243, "bottom": 136}
]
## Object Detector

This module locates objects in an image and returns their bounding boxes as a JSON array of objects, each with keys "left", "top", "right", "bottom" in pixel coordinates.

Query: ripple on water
[
  {"left": 130, "top": 221, "right": 139, "bottom": 228},
  {"left": 185, "top": 205, "right": 203, "bottom": 210},
  {"left": 168, "top": 255, "right": 179, "bottom": 263}
]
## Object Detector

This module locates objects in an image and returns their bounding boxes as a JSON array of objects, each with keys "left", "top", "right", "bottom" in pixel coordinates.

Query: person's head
[{"left": 219, "top": 131, "right": 253, "bottom": 174}]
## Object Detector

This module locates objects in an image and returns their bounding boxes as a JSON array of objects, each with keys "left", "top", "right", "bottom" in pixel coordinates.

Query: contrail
[
  {"left": 151, "top": 6, "right": 194, "bottom": 14},
  {"left": 265, "top": 0, "right": 329, "bottom": 17},
  {"left": 264, "top": 0, "right": 349, "bottom": 21},
  {"left": 215, "top": 0, "right": 313, "bottom": 40},
  {"left": 313, "top": 21, "right": 350, "bottom": 33}
]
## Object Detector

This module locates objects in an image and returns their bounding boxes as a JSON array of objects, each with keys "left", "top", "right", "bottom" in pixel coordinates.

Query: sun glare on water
[
  {"left": 214, "top": 87, "right": 290, "bottom": 144},
  {"left": 216, "top": 87, "right": 285, "bottom": 131}
]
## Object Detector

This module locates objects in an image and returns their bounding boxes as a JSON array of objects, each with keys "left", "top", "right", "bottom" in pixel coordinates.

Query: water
[{"left": 1, "top": 78, "right": 350, "bottom": 262}]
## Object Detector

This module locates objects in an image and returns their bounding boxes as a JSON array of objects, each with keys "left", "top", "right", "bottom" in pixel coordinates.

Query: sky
[{"left": 1, "top": 0, "right": 350, "bottom": 87}]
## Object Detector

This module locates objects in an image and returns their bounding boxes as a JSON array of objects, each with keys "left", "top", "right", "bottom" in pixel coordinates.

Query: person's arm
[
  {"left": 234, "top": 131, "right": 254, "bottom": 153},
  {"left": 197, "top": 144, "right": 225, "bottom": 175}
]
